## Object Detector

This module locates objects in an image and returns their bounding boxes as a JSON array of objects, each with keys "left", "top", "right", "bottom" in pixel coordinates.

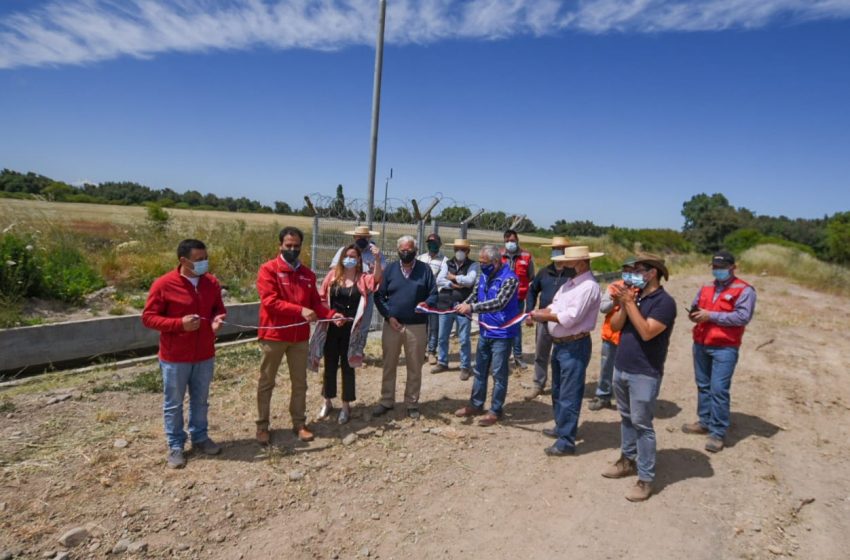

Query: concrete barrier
[{"left": 0, "top": 303, "right": 260, "bottom": 373}]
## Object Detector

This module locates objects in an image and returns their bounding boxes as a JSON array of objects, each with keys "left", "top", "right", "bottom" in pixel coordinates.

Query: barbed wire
[{"left": 303, "top": 192, "right": 531, "bottom": 232}]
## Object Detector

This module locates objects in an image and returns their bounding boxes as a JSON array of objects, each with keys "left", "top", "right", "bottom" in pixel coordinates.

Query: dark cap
[
  {"left": 426, "top": 233, "right": 442, "bottom": 243},
  {"left": 712, "top": 251, "right": 735, "bottom": 267}
]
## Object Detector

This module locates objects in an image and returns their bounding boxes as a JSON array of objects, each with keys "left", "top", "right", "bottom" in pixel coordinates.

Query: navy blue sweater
[
  {"left": 375, "top": 260, "right": 437, "bottom": 325},
  {"left": 525, "top": 264, "right": 573, "bottom": 312}
]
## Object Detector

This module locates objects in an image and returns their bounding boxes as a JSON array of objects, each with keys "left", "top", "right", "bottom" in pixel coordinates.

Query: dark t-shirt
[{"left": 614, "top": 286, "right": 677, "bottom": 377}]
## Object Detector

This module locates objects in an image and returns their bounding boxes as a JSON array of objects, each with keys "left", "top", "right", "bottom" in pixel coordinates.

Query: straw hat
[
  {"left": 451, "top": 238, "right": 475, "bottom": 249},
  {"left": 541, "top": 236, "right": 571, "bottom": 248},
  {"left": 634, "top": 252, "right": 669, "bottom": 281},
  {"left": 344, "top": 225, "right": 380, "bottom": 236},
  {"left": 552, "top": 245, "right": 605, "bottom": 262}
]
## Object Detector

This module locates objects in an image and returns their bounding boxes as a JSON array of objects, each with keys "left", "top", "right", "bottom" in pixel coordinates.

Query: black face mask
[
  {"left": 561, "top": 266, "right": 577, "bottom": 278},
  {"left": 281, "top": 248, "right": 300, "bottom": 264},
  {"left": 398, "top": 250, "right": 416, "bottom": 264},
  {"left": 355, "top": 238, "right": 370, "bottom": 250}
]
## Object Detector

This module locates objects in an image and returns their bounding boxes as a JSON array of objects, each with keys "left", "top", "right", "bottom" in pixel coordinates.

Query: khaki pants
[
  {"left": 380, "top": 323, "right": 426, "bottom": 409},
  {"left": 257, "top": 339, "right": 309, "bottom": 429}
]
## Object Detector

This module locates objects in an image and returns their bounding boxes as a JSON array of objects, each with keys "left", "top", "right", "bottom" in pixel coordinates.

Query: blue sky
[{"left": 1, "top": 1, "right": 849, "bottom": 229}]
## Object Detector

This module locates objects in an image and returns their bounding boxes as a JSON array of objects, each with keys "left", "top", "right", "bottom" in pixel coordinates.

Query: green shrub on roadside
[
  {"left": 40, "top": 244, "right": 105, "bottom": 303},
  {"left": 0, "top": 232, "right": 41, "bottom": 299}
]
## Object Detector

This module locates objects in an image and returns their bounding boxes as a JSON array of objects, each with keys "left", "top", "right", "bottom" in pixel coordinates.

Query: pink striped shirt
[{"left": 547, "top": 271, "right": 601, "bottom": 338}]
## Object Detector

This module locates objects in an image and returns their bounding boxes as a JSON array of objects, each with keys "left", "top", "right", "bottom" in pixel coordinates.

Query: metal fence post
[
  {"left": 417, "top": 220, "right": 425, "bottom": 252},
  {"left": 460, "top": 222, "right": 468, "bottom": 240},
  {"left": 311, "top": 215, "right": 319, "bottom": 271}
]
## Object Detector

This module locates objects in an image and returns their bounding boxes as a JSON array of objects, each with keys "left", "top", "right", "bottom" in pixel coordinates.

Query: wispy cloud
[{"left": 2, "top": 0, "right": 849, "bottom": 69}]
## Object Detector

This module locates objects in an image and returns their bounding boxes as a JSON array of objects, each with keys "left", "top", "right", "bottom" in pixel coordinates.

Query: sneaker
[
  {"left": 588, "top": 397, "right": 613, "bottom": 411},
  {"left": 524, "top": 385, "right": 543, "bottom": 401},
  {"left": 428, "top": 353, "right": 438, "bottom": 365},
  {"left": 430, "top": 363, "right": 448, "bottom": 374},
  {"left": 167, "top": 448, "right": 186, "bottom": 469},
  {"left": 602, "top": 455, "right": 637, "bottom": 479},
  {"left": 681, "top": 422, "right": 709, "bottom": 435},
  {"left": 407, "top": 408, "right": 421, "bottom": 420},
  {"left": 193, "top": 438, "right": 222, "bottom": 456},
  {"left": 317, "top": 401, "right": 334, "bottom": 420},
  {"left": 338, "top": 407, "right": 350, "bottom": 425},
  {"left": 459, "top": 368, "right": 473, "bottom": 381},
  {"left": 626, "top": 480, "right": 653, "bottom": 502},
  {"left": 256, "top": 428, "right": 270, "bottom": 446},
  {"left": 705, "top": 436, "right": 725, "bottom": 453}
]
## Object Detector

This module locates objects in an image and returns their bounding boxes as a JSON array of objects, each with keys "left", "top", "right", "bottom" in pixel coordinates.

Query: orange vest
[
  {"left": 692, "top": 278, "right": 752, "bottom": 347},
  {"left": 501, "top": 250, "right": 532, "bottom": 301},
  {"left": 601, "top": 280, "right": 627, "bottom": 344}
]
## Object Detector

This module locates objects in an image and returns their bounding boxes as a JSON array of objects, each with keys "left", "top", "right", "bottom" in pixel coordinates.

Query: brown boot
[
  {"left": 602, "top": 455, "right": 637, "bottom": 479},
  {"left": 681, "top": 422, "right": 709, "bottom": 435},
  {"left": 256, "top": 428, "right": 270, "bottom": 446},
  {"left": 477, "top": 412, "right": 500, "bottom": 427},
  {"left": 293, "top": 425, "right": 315, "bottom": 442},
  {"left": 454, "top": 405, "right": 484, "bottom": 418},
  {"left": 626, "top": 480, "right": 653, "bottom": 502}
]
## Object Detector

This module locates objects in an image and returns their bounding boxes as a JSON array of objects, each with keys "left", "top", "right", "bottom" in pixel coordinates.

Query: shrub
[
  {"left": 740, "top": 244, "right": 850, "bottom": 296},
  {"left": 40, "top": 243, "right": 105, "bottom": 303},
  {"left": 608, "top": 228, "right": 693, "bottom": 254},
  {"left": 0, "top": 232, "right": 40, "bottom": 300},
  {"left": 723, "top": 229, "right": 815, "bottom": 258}
]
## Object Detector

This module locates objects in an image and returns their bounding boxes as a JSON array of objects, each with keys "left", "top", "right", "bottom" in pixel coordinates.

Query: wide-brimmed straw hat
[
  {"left": 541, "top": 236, "right": 571, "bottom": 248},
  {"left": 552, "top": 245, "right": 604, "bottom": 262},
  {"left": 451, "top": 238, "right": 475, "bottom": 249},
  {"left": 634, "top": 252, "right": 669, "bottom": 280},
  {"left": 344, "top": 225, "right": 380, "bottom": 236}
]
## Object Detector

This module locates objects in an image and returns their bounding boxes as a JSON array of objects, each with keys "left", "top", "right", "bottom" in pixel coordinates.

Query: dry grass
[{"left": 739, "top": 244, "right": 850, "bottom": 296}]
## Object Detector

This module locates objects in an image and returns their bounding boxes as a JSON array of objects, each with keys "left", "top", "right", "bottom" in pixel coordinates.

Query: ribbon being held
[
  {"left": 415, "top": 303, "right": 529, "bottom": 331},
  {"left": 200, "top": 316, "right": 353, "bottom": 330}
]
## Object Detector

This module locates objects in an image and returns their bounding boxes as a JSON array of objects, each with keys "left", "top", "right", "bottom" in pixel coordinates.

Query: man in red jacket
[
  {"left": 256, "top": 226, "right": 341, "bottom": 444},
  {"left": 142, "top": 239, "right": 227, "bottom": 469}
]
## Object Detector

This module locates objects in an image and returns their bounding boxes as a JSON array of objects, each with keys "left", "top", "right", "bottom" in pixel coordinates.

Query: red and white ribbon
[
  {"left": 415, "top": 304, "right": 528, "bottom": 331},
  {"left": 201, "top": 316, "right": 352, "bottom": 330}
]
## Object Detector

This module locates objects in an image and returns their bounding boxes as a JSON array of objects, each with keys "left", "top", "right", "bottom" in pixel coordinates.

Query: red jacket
[
  {"left": 257, "top": 256, "right": 334, "bottom": 342},
  {"left": 142, "top": 268, "right": 226, "bottom": 363},
  {"left": 692, "top": 278, "right": 752, "bottom": 347},
  {"left": 501, "top": 250, "right": 533, "bottom": 301}
]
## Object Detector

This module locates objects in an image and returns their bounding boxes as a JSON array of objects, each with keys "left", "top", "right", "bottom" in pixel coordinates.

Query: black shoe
[
  {"left": 542, "top": 428, "right": 558, "bottom": 439},
  {"left": 544, "top": 445, "right": 575, "bottom": 457},
  {"left": 372, "top": 404, "right": 394, "bottom": 417},
  {"left": 407, "top": 408, "right": 421, "bottom": 420},
  {"left": 588, "top": 397, "right": 613, "bottom": 411}
]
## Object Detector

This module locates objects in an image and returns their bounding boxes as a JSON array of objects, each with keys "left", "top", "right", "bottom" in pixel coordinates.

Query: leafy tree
[
  {"left": 274, "top": 201, "right": 293, "bottom": 215},
  {"left": 436, "top": 205, "right": 472, "bottom": 223},
  {"left": 681, "top": 193, "right": 745, "bottom": 253},
  {"left": 551, "top": 219, "right": 611, "bottom": 237},
  {"left": 825, "top": 212, "right": 850, "bottom": 264}
]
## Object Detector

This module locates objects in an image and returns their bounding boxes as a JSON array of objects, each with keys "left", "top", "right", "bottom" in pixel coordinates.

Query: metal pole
[
  {"left": 311, "top": 214, "right": 319, "bottom": 271},
  {"left": 380, "top": 168, "right": 392, "bottom": 254},
  {"left": 366, "top": 0, "right": 387, "bottom": 229}
]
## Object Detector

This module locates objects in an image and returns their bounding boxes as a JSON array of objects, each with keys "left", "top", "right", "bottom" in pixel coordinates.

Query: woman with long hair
[{"left": 310, "top": 242, "right": 383, "bottom": 424}]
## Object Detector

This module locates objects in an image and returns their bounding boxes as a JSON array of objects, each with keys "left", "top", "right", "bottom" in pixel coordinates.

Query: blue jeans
[
  {"left": 693, "top": 344, "right": 739, "bottom": 439},
  {"left": 550, "top": 337, "right": 592, "bottom": 452},
  {"left": 532, "top": 323, "right": 553, "bottom": 390},
  {"left": 160, "top": 358, "right": 215, "bottom": 449},
  {"left": 596, "top": 339, "right": 618, "bottom": 399},
  {"left": 437, "top": 313, "right": 472, "bottom": 370},
  {"left": 613, "top": 369, "right": 661, "bottom": 482},
  {"left": 427, "top": 313, "right": 439, "bottom": 354},
  {"left": 512, "top": 327, "right": 523, "bottom": 360},
  {"left": 470, "top": 336, "right": 511, "bottom": 415}
]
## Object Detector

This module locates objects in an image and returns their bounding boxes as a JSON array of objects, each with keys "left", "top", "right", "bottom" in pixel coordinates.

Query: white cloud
[{"left": 1, "top": 0, "right": 849, "bottom": 69}]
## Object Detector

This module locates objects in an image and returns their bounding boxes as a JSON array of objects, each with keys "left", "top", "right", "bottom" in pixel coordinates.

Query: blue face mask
[
  {"left": 480, "top": 263, "right": 495, "bottom": 277},
  {"left": 342, "top": 257, "right": 358, "bottom": 269},
  {"left": 505, "top": 241, "right": 518, "bottom": 253},
  {"left": 713, "top": 269, "right": 732, "bottom": 282},
  {"left": 191, "top": 259, "right": 209, "bottom": 276},
  {"left": 621, "top": 272, "right": 633, "bottom": 285},
  {"left": 630, "top": 272, "right": 647, "bottom": 290},
  {"left": 551, "top": 249, "right": 565, "bottom": 258}
]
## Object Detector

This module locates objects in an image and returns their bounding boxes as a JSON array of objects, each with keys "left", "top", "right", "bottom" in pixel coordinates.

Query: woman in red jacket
[{"left": 142, "top": 239, "right": 226, "bottom": 469}]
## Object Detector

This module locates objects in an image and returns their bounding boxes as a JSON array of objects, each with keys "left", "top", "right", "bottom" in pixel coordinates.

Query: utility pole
[{"left": 366, "top": 0, "right": 387, "bottom": 229}]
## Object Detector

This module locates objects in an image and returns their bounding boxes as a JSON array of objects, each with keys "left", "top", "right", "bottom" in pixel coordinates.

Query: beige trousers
[
  {"left": 257, "top": 339, "right": 309, "bottom": 429},
  {"left": 380, "top": 323, "right": 426, "bottom": 409}
]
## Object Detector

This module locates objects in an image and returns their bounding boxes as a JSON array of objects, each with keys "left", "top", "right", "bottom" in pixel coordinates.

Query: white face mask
[
  {"left": 505, "top": 241, "right": 518, "bottom": 253},
  {"left": 454, "top": 250, "right": 467, "bottom": 262}
]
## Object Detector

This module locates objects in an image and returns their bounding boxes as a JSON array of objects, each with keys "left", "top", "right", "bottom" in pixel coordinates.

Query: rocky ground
[{"left": 2, "top": 273, "right": 849, "bottom": 560}]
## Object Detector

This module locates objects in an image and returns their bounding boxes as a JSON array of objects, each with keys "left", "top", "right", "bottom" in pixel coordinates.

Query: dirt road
[{"left": 2, "top": 273, "right": 849, "bottom": 559}]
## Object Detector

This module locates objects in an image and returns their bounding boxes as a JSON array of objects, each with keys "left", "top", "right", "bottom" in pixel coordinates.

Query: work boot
[
  {"left": 459, "top": 368, "right": 473, "bottom": 381},
  {"left": 588, "top": 397, "right": 613, "bottom": 411},
  {"left": 167, "top": 448, "right": 185, "bottom": 469},
  {"left": 524, "top": 385, "right": 543, "bottom": 401},
  {"left": 602, "top": 455, "right": 637, "bottom": 479},
  {"left": 705, "top": 436, "right": 725, "bottom": 453},
  {"left": 430, "top": 363, "right": 448, "bottom": 374},
  {"left": 193, "top": 438, "right": 222, "bottom": 456},
  {"left": 626, "top": 480, "right": 653, "bottom": 502},
  {"left": 681, "top": 422, "right": 709, "bottom": 435}
]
